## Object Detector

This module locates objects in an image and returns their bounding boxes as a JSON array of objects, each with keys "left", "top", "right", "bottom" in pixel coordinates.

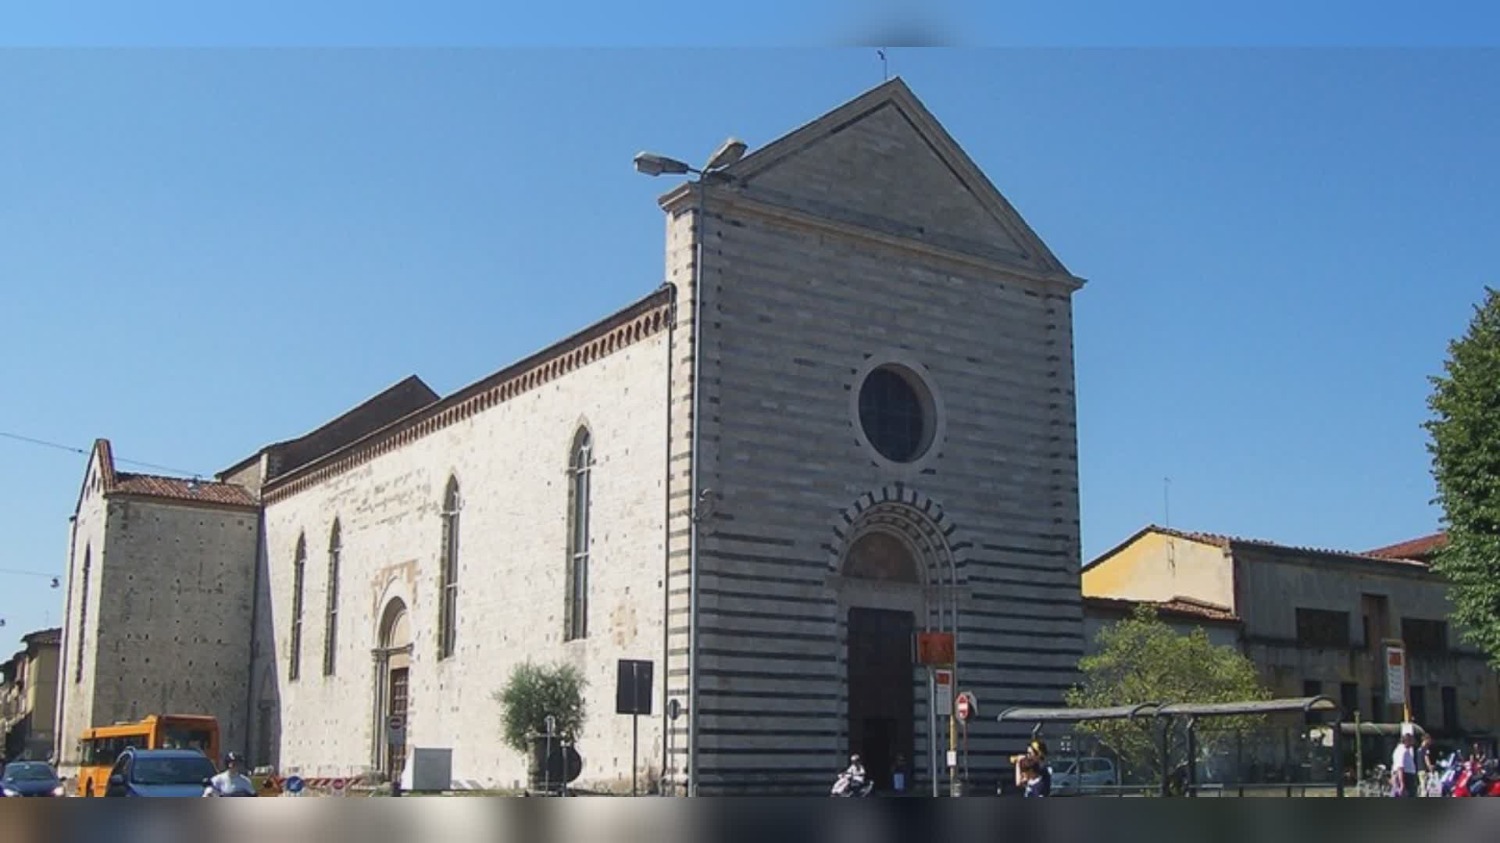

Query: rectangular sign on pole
[
  {"left": 1385, "top": 641, "right": 1407, "bottom": 710},
  {"left": 917, "top": 632, "right": 956, "bottom": 666},
  {"left": 934, "top": 668, "right": 954, "bottom": 715}
]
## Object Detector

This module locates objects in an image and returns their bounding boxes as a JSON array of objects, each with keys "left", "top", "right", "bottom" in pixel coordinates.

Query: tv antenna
[{"left": 877, "top": 49, "right": 889, "bottom": 81}]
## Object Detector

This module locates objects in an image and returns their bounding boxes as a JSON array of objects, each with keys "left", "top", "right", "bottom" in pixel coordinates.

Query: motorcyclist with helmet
[{"left": 204, "top": 751, "right": 257, "bottom": 797}]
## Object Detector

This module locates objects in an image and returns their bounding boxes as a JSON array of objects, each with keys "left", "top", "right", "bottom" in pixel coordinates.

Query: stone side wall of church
[
  {"left": 677, "top": 143, "right": 1084, "bottom": 792},
  {"left": 56, "top": 467, "right": 110, "bottom": 768},
  {"left": 253, "top": 330, "right": 671, "bottom": 791},
  {"left": 57, "top": 493, "right": 259, "bottom": 770}
]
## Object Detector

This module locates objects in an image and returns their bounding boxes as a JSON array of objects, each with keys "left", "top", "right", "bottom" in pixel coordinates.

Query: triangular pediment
[
  {"left": 722, "top": 78, "right": 1069, "bottom": 275},
  {"left": 74, "top": 438, "right": 117, "bottom": 516}
]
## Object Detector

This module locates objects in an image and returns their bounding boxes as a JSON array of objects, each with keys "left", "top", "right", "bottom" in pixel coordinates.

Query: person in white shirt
[
  {"left": 1391, "top": 732, "right": 1419, "bottom": 797},
  {"left": 205, "top": 752, "right": 256, "bottom": 797}
]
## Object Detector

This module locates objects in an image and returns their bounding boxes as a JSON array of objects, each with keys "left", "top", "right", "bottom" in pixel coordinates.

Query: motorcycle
[
  {"left": 831, "top": 768, "right": 874, "bottom": 797},
  {"left": 1450, "top": 759, "right": 1500, "bottom": 797}
]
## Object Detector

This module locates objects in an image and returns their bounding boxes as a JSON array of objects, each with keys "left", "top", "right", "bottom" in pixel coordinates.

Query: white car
[{"left": 1049, "top": 758, "right": 1118, "bottom": 794}]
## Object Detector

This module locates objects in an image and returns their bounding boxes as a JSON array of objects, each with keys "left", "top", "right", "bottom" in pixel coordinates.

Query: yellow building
[
  {"left": 1, "top": 627, "right": 62, "bottom": 762},
  {"left": 1083, "top": 526, "right": 1500, "bottom": 743}
]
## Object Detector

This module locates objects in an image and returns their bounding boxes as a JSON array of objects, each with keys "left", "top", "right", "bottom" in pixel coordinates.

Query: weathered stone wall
[
  {"left": 659, "top": 86, "right": 1085, "bottom": 794},
  {"left": 1236, "top": 547, "right": 1500, "bottom": 731},
  {"left": 90, "top": 498, "right": 258, "bottom": 754},
  {"left": 252, "top": 329, "right": 671, "bottom": 790},
  {"left": 56, "top": 453, "right": 111, "bottom": 767}
]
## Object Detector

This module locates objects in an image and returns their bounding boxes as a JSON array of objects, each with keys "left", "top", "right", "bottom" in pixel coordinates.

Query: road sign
[
  {"left": 285, "top": 776, "right": 304, "bottom": 795},
  {"left": 387, "top": 714, "right": 405, "bottom": 732},
  {"left": 1385, "top": 641, "right": 1407, "bottom": 705},
  {"left": 917, "top": 632, "right": 956, "bottom": 666},
  {"left": 935, "top": 668, "right": 954, "bottom": 714},
  {"left": 330, "top": 778, "right": 347, "bottom": 795},
  {"left": 956, "top": 692, "right": 976, "bottom": 721},
  {"left": 667, "top": 699, "right": 681, "bottom": 721}
]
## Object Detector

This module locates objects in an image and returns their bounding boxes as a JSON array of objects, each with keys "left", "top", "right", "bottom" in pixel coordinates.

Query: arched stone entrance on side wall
[
  {"left": 829, "top": 488, "right": 960, "bottom": 793},
  {"left": 372, "top": 597, "right": 413, "bottom": 781}
]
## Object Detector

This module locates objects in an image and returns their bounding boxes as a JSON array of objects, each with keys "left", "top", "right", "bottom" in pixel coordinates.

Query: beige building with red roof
[{"left": 1084, "top": 525, "right": 1500, "bottom": 741}]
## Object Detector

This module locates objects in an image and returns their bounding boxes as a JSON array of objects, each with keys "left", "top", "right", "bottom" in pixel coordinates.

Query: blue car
[
  {"left": 1, "top": 761, "right": 65, "bottom": 797},
  {"left": 103, "top": 748, "right": 219, "bottom": 797}
]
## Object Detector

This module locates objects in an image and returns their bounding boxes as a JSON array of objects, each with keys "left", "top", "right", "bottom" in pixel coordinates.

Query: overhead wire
[{"left": 0, "top": 430, "right": 207, "bottom": 477}]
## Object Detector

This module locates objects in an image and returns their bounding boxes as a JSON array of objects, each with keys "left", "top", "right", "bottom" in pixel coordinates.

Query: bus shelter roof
[
  {"left": 1154, "top": 695, "right": 1340, "bottom": 720},
  {"left": 997, "top": 703, "right": 1161, "bottom": 723}
]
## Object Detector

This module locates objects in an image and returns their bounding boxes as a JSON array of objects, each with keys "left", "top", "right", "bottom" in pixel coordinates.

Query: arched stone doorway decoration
[
  {"left": 372, "top": 597, "right": 413, "bottom": 780},
  {"left": 829, "top": 486, "right": 961, "bottom": 794}
]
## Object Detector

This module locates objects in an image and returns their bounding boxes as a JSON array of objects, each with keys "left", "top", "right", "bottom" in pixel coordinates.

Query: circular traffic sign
[
  {"left": 956, "top": 696, "right": 971, "bottom": 720},
  {"left": 286, "top": 776, "right": 304, "bottom": 794},
  {"left": 331, "top": 778, "right": 347, "bottom": 792},
  {"left": 387, "top": 714, "right": 405, "bottom": 731}
]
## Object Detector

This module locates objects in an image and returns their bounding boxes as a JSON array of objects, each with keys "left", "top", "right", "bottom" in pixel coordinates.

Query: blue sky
[{"left": 2, "top": 26, "right": 1499, "bottom": 643}]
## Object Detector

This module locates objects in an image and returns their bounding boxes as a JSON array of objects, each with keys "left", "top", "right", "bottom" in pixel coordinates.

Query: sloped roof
[
  {"left": 1365, "top": 532, "right": 1447, "bottom": 562},
  {"left": 21, "top": 627, "right": 61, "bottom": 647},
  {"left": 1084, "top": 595, "right": 1240, "bottom": 624},
  {"left": 84, "top": 440, "right": 258, "bottom": 511},
  {"left": 220, "top": 374, "right": 440, "bottom": 484},
  {"left": 1093, "top": 524, "right": 1431, "bottom": 570},
  {"left": 112, "top": 472, "right": 258, "bottom": 509}
]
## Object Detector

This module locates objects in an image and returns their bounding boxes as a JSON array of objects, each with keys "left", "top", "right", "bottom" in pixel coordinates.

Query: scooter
[
  {"left": 201, "top": 778, "right": 258, "bottom": 797},
  {"left": 1450, "top": 759, "right": 1500, "bottom": 797},
  {"left": 830, "top": 769, "right": 874, "bottom": 797}
]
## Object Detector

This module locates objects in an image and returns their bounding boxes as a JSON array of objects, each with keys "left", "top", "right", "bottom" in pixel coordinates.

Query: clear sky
[{"left": 3, "top": 6, "right": 1499, "bottom": 645}]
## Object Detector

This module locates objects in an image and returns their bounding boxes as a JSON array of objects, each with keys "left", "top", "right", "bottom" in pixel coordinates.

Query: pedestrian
[
  {"left": 1391, "top": 728, "right": 1418, "bottom": 797},
  {"left": 1419, "top": 733, "right": 1439, "bottom": 796}
]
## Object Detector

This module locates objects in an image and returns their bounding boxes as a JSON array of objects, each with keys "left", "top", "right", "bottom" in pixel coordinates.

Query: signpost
[
  {"left": 917, "top": 631, "right": 957, "bottom": 798},
  {"left": 616, "top": 659, "right": 654, "bottom": 797},
  {"left": 955, "top": 692, "right": 977, "bottom": 787},
  {"left": 1385, "top": 640, "right": 1409, "bottom": 721}
]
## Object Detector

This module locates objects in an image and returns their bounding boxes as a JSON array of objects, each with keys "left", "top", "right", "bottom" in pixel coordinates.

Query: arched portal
[
  {"left": 832, "top": 491, "right": 960, "bottom": 794},
  {"left": 372, "top": 597, "right": 413, "bottom": 780}
]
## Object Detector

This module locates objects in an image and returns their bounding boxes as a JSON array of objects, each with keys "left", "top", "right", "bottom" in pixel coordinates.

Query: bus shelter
[
  {"left": 996, "top": 703, "right": 1162, "bottom": 796},
  {"left": 999, "top": 696, "right": 1345, "bottom": 797},
  {"left": 1156, "top": 696, "right": 1343, "bottom": 797}
]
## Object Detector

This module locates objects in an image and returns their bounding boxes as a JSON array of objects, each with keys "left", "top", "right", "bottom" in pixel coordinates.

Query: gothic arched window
[
  {"left": 290, "top": 534, "right": 307, "bottom": 681},
  {"left": 564, "top": 427, "right": 592, "bottom": 641},
  {"left": 323, "top": 519, "right": 341, "bottom": 676},
  {"left": 438, "top": 476, "right": 461, "bottom": 660}
]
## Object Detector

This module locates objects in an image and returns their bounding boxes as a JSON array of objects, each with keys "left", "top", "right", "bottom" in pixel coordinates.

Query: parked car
[
  {"left": 1050, "top": 757, "right": 1118, "bottom": 794},
  {"left": 103, "top": 748, "right": 219, "bottom": 797},
  {"left": 1, "top": 761, "right": 66, "bottom": 797}
]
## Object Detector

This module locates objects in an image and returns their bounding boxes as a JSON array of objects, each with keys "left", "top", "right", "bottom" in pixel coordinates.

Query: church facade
[{"left": 56, "top": 78, "right": 1087, "bottom": 794}]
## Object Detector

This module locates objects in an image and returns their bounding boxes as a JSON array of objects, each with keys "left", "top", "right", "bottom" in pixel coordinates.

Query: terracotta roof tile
[
  {"left": 1150, "top": 525, "right": 1430, "bottom": 568},
  {"left": 1084, "top": 595, "right": 1240, "bottom": 624},
  {"left": 111, "top": 472, "right": 257, "bottom": 509},
  {"left": 1365, "top": 532, "right": 1448, "bottom": 561}
]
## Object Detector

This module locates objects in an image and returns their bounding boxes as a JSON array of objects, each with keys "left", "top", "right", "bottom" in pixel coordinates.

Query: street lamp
[
  {"left": 633, "top": 137, "right": 747, "bottom": 179},
  {"left": 635, "top": 136, "right": 745, "bottom": 798}
]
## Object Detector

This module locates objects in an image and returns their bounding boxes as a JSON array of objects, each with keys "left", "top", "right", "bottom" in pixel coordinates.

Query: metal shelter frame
[
  {"left": 999, "top": 695, "right": 1346, "bottom": 797},
  {"left": 1157, "top": 696, "right": 1343, "bottom": 797}
]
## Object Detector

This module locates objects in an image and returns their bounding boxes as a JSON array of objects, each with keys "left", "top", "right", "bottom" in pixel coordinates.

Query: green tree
[
  {"left": 1426, "top": 286, "right": 1500, "bottom": 667},
  {"left": 1066, "top": 605, "right": 1270, "bottom": 786},
  {"left": 493, "top": 661, "right": 588, "bottom": 754}
]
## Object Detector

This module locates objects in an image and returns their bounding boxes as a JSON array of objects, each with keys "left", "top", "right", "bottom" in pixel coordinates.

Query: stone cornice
[
  {"left": 713, "top": 189, "right": 1087, "bottom": 295},
  {"left": 262, "top": 286, "right": 676, "bottom": 505}
]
